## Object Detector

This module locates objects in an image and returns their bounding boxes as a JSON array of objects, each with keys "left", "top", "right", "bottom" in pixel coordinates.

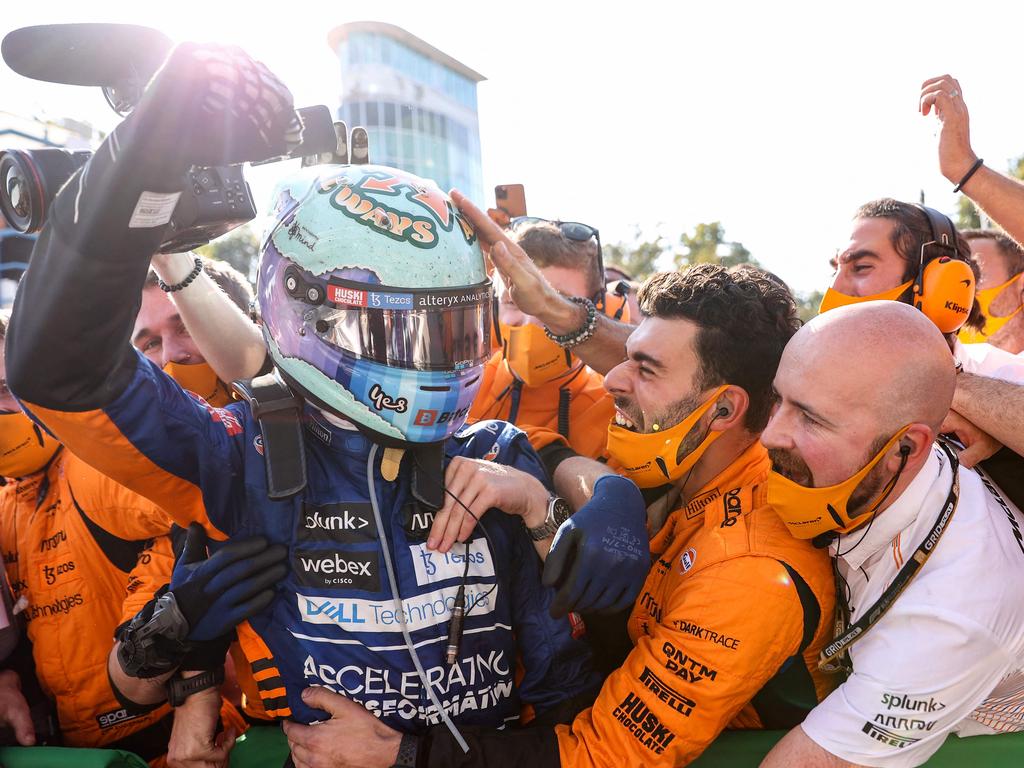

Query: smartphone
[{"left": 494, "top": 184, "right": 527, "bottom": 220}]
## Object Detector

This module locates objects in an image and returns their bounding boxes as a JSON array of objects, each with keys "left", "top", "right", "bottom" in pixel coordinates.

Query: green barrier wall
[
  {"left": 0, "top": 746, "right": 149, "bottom": 768},
  {"left": 2, "top": 726, "right": 1023, "bottom": 767},
  {"left": 689, "top": 729, "right": 1024, "bottom": 766},
  {"left": 229, "top": 726, "right": 291, "bottom": 768}
]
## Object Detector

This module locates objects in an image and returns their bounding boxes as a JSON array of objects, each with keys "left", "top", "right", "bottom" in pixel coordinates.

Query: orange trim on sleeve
[
  {"left": 26, "top": 402, "right": 225, "bottom": 539},
  {"left": 252, "top": 667, "right": 280, "bottom": 683},
  {"left": 235, "top": 621, "right": 291, "bottom": 719}
]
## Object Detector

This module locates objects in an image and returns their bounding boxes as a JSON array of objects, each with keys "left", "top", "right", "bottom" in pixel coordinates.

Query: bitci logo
[
  {"left": 413, "top": 407, "right": 469, "bottom": 428},
  {"left": 414, "top": 409, "right": 439, "bottom": 427}
]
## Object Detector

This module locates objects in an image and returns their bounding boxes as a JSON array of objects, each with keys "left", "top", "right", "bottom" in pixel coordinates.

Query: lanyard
[{"left": 819, "top": 442, "right": 960, "bottom": 674}]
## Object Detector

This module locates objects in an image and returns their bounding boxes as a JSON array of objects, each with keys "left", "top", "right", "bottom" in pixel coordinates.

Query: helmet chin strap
[{"left": 317, "top": 407, "right": 360, "bottom": 431}]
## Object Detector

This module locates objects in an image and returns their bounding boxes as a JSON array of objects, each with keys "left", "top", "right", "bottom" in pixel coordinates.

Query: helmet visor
[{"left": 303, "top": 280, "right": 493, "bottom": 372}]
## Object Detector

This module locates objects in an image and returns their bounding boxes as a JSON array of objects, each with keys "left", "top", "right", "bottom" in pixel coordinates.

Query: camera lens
[{"left": 0, "top": 149, "right": 91, "bottom": 233}]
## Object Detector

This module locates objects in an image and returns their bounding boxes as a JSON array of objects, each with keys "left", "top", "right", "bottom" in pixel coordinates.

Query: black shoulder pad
[{"left": 232, "top": 369, "right": 306, "bottom": 499}]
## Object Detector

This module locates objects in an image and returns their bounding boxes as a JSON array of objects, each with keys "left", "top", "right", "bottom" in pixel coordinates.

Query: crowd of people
[{"left": 0, "top": 44, "right": 1023, "bottom": 768}]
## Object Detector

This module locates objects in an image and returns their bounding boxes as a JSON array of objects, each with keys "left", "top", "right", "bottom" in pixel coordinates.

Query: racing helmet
[{"left": 258, "top": 164, "right": 492, "bottom": 445}]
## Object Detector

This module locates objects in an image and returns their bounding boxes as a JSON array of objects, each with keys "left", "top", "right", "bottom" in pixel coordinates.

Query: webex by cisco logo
[{"left": 294, "top": 549, "right": 380, "bottom": 592}]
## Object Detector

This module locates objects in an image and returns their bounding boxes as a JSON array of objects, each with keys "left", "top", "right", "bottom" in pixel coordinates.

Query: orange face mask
[
  {"left": 499, "top": 322, "right": 575, "bottom": 388},
  {"left": 819, "top": 281, "right": 913, "bottom": 315},
  {"left": 767, "top": 427, "right": 910, "bottom": 540},
  {"left": 0, "top": 411, "right": 60, "bottom": 478},
  {"left": 163, "top": 362, "right": 233, "bottom": 407},
  {"left": 606, "top": 386, "right": 729, "bottom": 489},
  {"left": 958, "top": 274, "right": 1023, "bottom": 344}
]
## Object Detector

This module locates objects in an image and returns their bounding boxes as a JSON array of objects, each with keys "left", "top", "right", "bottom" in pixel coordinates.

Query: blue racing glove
[
  {"left": 542, "top": 475, "right": 650, "bottom": 617},
  {"left": 171, "top": 523, "right": 287, "bottom": 642},
  {"left": 117, "top": 524, "right": 288, "bottom": 676}
]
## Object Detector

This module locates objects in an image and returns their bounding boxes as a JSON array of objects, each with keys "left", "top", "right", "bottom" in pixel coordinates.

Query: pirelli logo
[
  {"left": 639, "top": 666, "right": 696, "bottom": 717},
  {"left": 862, "top": 721, "right": 920, "bottom": 749}
]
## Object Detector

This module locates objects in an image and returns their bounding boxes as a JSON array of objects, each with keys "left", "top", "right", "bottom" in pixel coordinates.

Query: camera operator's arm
[
  {"left": 152, "top": 252, "right": 268, "bottom": 383},
  {"left": 451, "top": 191, "right": 633, "bottom": 375},
  {"left": 7, "top": 43, "right": 296, "bottom": 413},
  {"left": 7, "top": 45, "right": 298, "bottom": 543}
]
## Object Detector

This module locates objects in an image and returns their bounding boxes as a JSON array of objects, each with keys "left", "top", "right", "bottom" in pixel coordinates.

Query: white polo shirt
[
  {"left": 954, "top": 339, "right": 1024, "bottom": 383},
  {"left": 801, "top": 445, "right": 1024, "bottom": 767}
]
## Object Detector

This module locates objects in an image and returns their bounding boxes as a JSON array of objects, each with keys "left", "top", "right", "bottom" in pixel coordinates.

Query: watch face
[{"left": 551, "top": 497, "right": 572, "bottom": 525}]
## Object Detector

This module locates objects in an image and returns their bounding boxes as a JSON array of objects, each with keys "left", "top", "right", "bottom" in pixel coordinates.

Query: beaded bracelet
[
  {"left": 543, "top": 296, "right": 597, "bottom": 349},
  {"left": 157, "top": 257, "right": 204, "bottom": 293}
]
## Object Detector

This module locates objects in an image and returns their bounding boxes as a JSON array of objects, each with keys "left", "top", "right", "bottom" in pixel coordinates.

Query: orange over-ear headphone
[
  {"left": 600, "top": 280, "right": 632, "bottom": 324},
  {"left": 909, "top": 204, "right": 976, "bottom": 334}
]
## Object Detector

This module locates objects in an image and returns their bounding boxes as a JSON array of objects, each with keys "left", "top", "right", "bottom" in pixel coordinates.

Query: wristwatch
[
  {"left": 526, "top": 495, "right": 572, "bottom": 541},
  {"left": 166, "top": 666, "right": 225, "bottom": 707},
  {"left": 390, "top": 732, "right": 419, "bottom": 768}
]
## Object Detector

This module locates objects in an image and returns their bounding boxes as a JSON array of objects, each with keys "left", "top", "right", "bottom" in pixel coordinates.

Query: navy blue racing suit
[{"left": 6, "top": 105, "right": 598, "bottom": 732}]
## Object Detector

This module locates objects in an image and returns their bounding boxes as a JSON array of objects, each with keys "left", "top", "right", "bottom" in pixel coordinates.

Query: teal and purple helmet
[{"left": 258, "top": 164, "right": 492, "bottom": 445}]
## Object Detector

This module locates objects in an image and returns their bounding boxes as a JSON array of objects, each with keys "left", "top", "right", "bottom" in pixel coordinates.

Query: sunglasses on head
[
  {"left": 509, "top": 216, "right": 606, "bottom": 305},
  {"left": 510, "top": 216, "right": 599, "bottom": 243}
]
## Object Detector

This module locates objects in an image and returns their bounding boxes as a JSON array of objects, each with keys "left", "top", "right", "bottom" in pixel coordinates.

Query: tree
[
  {"left": 604, "top": 226, "right": 667, "bottom": 282},
  {"left": 795, "top": 290, "right": 824, "bottom": 324},
  {"left": 196, "top": 224, "right": 261, "bottom": 282},
  {"left": 675, "top": 221, "right": 756, "bottom": 269},
  {"left": 956, "top": 196, "right": 981, "bottom": 230},
  {"left": 1012, "top": 154, "right": 1024, "bottom": 180}
]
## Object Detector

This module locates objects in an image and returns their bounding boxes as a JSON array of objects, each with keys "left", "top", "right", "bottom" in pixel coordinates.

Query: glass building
[{"left": 327, "top": 22, "right": 485, "bottom": 202}]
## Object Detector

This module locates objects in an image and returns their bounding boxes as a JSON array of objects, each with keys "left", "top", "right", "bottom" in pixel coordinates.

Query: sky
[{"left": 3, "top": 0, "right": 1024, "bottom": 294}]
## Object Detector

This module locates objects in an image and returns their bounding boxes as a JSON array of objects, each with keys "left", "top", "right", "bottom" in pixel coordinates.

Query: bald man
[{"left": 760, "top": 302, "right": 1024, "bottom": 768}]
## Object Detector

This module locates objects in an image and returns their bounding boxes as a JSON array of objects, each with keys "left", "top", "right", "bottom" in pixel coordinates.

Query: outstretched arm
[
  {"left": 451, "top": 191, "right": 633, "bottom": 374},
  {"left": 151, "top": 252, "right": 268, "bottom": 384},
  {"left": 921, "top": 75, "right": 1024, "bottom": 246},
  {"left": 6, "top": 45, "right": 299, "bottom": 535},
  {"left": 8, "top": 43, "right": 297, "bottom": 411}
]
